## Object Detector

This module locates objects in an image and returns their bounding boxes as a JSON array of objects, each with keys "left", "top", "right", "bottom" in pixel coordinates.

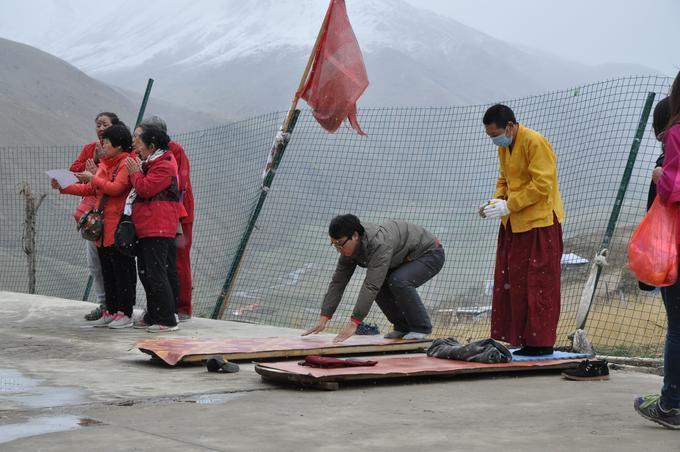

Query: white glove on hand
[{"left": 482, "top": 199, "right": 510, "bottom": 219}]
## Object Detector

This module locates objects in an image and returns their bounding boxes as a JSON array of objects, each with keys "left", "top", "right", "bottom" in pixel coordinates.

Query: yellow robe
[{"left": 493, "top": 124, "right": 565, "bottom": 233}]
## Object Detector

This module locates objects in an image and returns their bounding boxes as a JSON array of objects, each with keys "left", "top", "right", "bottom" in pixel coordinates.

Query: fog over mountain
[
  {"left": 0, "top": 0, "right": 661, "bottom": 122},
  {"left": 0, "top": 38, "right": 224, "bottom": 145}
]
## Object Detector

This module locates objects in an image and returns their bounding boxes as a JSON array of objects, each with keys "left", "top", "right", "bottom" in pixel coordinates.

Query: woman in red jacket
[
  {"left": 140, "top": 116, "right": 194, "bottom": 321},
  {"left": 71, "top": 112, "right": 121, "bottom": 321},
  {"left": 125, "top": 125, "right": 181, "bottom": 332},
  {"left": 52, "top": 123, "right": 136, "bottom": 329}
]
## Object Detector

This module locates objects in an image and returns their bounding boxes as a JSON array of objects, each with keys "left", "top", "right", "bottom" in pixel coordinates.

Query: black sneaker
[
  {"left": 513, "top": 346, "right": 553, "bottom": 356},
  {"left": 356, "top": 322, "right": 380, "bottom": 335},
  {"left": 561, "top": 359, "right": 609, "bottom": 381},
  {"left": 634, "top": 394, "right": 680, "bottom": 430}
]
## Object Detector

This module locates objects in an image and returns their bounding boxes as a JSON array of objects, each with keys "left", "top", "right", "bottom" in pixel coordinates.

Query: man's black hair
[
  {"left": 482, "top": 104, "right": 517, "bottom": 129},
  {"left": 328, "top": 214, "right": 365, "bottom": 239},
  {"left": 101, "top": 122, "right": 132, "bottom": 152}
]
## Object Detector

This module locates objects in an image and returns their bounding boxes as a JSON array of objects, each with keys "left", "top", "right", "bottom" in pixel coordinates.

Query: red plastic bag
[{"left": 628, "top": 197, "right": 679, "bottom": 287}]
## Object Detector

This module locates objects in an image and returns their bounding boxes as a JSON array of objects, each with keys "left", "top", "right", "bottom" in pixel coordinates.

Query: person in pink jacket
[
  {"left": 125, "top": 125, "right": 182, "bottom": 333},
  {"left": 634, "top": 71, "right": 680, "bottom": 430}
]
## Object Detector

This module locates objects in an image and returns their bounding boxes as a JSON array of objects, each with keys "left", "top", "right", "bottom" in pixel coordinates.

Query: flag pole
[
  {"left": 212, "top": 2, "right": 334, "bottom": 320},
  {"left": 282, "top": 0, "right": 333, "bottom": 133},
  {"left": 211, "top": 0, "right": 335, "bottom": 319}
]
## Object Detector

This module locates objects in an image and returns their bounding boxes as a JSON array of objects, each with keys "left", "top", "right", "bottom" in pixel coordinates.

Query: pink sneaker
[
  {"left": 92, "top": 310, "right": 114, "bottom": 328},
  {"left": 133, "top": 315, "right": 150, "bottom": 329},
  {"left": 146, "top": 324, "right": 179, "bottom": 333},
  {"left": 108, "top": 312, "right": 133, "bottom": 329}
]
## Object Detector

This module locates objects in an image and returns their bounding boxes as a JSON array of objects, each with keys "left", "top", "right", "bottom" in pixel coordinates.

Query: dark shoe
[
  {"left": 561, "top": 359, "right": 609, "bottom": 381},
  {"left": 356, "top": 322, "right": 380, "bottom": 335},
  {"left": 177, "top": 312, "right": 192, "bottom": 323},
  {"left": 84, "top": 305, "right": 104, "bottom": 321},
  {"left": 513, "top": 346, "right": 554, "bottom": 356},
  {"left": 206, "top": 356, "right": 240, "bottom": 373},
  {"left": 384, "top": 330, "right": 407, "bottom": 339},
  {"left": 634, "top": 394, "right": 680, "bottom": 430}
]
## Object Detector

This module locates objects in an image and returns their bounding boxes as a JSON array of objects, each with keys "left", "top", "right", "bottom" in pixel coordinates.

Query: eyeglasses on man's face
[{"left": 330, "top": 236, "right": 351, "bottom": 250}]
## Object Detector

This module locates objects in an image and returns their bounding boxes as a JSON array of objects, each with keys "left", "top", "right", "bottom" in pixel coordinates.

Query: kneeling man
[{"left": 303, "top": 214, "right": 445, "bottom": 342}]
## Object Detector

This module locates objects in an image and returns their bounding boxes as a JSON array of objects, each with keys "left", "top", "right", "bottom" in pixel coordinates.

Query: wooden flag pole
[
  {"left": 282, "top": 0, "right": 333, "bottom": 132},
  {"left": 212, "top": 2, "right": 334, "bottom": 320}
]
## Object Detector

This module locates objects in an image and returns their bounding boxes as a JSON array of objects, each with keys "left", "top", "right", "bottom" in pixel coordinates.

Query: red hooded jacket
[
  {"left": 130, "top": 151, "right": 181, "bottom": 239},
  {"left": 169, "top": 141, "right": 194, "bottom": 224},
  {"left": 70, "top": 141, "right": 98, "bottom": 172},
  {"left": 61, "top": 152, "right": 131, "bottom": 247}
]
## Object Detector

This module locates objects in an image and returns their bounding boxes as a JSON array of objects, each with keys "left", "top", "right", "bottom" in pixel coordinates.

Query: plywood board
[
  {"left": 135, "top": 334, "right": 430, "bottom": 365},
  {"left": 255, "top": 353, "right": 586, "bottom": 389}
]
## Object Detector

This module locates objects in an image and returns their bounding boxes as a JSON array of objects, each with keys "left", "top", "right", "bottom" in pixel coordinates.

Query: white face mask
[{"left": 491, "top": 133, "right": 512, "bottom": 147}]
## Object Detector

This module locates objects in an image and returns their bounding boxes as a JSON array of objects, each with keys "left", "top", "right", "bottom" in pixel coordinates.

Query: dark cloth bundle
[
  {"left": 426, "top": 337, "right": 512, "bottom": 363},
  {"left": 298, "top": 355, "right": 378, "bottom": 368}
]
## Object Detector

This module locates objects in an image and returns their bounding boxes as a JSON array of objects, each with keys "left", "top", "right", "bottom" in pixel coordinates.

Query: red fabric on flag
[{"left": 299, "top": 0, "right": 368, "bottom": 135}]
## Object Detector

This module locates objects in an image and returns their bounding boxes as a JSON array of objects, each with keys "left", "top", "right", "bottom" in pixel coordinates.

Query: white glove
[{"left": 482, "top": 199, "right": 510, "bottom": 219}]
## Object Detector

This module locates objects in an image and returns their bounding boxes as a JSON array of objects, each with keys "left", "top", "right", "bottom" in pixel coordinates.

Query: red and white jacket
[{"left": 130, "top": 151, "right": 181, "bottom": 239}]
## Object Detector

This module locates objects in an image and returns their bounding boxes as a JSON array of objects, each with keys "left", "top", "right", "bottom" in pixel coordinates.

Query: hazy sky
[
  {"left": 0, "top": 0, "right": 677, "bottom": 77},
  {"left": 405, "top": 0, "right": 679, "bottom": 76}
]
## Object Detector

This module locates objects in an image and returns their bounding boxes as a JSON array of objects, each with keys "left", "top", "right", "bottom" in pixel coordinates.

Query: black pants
[
  {"left": 137, "top": 237, "right": 178, "bottom": 327},
  {"left": 374, "top": 247, "right": 445, "bottom": 334},
  {"left": 97, "top": 245, "right": 136, "bottom": 317}
]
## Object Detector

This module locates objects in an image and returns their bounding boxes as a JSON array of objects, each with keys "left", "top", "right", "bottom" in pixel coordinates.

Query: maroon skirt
[{"left": 491, "top": 215, "right": 563, "bottom": 347}]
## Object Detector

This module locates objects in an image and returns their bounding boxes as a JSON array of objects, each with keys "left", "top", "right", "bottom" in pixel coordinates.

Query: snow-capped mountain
[{"left": 0, "top": 0, "right": 659, "bottom": 118}]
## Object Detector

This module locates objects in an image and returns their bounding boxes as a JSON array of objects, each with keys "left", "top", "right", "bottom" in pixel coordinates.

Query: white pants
[{"left": 86, "top": 240, "right": 106, "bottom": 303}]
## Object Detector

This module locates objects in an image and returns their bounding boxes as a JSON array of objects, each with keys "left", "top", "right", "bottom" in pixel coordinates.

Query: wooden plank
[
  {"left": 255, "top": 354, "right": 584, "bottom": 389},
  {"left": 135, "top": 335, "right": 430, "bottom": 366},
  {"left": 175, "top": 342, "right": 429, "bottom": 363}
]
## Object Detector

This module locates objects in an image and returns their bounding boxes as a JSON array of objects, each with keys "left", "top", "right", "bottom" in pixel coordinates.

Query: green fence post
[
  {"left": 135, "top": 79, "right": 155, "bottom": 127},
  {"left": 575, "top": 91, "right": 656, "bottom": 330},
  {"left": 212, "top": 110, "right": 301, "bottom": 319},
  {"left": 81, "top": 78, "right": 154, "bottom": 302}
]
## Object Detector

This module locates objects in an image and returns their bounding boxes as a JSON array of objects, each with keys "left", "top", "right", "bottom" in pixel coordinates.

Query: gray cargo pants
[{"left": 374, "top": 247, "right": 445, "bottom": 334}]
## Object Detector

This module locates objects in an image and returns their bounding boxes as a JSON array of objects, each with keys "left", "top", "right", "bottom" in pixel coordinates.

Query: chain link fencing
[{"left": 0, "top": 75, "right": 673, "bottom": 357}]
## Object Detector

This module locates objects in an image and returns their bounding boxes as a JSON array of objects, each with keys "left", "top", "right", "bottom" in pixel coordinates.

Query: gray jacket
[{"left": 321, "top": 220, "right": 439, "bottom": 321}]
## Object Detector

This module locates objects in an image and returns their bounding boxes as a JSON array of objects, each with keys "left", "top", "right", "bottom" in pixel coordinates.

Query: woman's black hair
[
  {"left": 138, "top": 124, "right": 170, "bottom": 151},
  {"left": 328, "top": 214, "right": 365, "bottom": 239},
  {"left": 95, "top": 112, "right": 120, "bottom": 125},
  {"left": 653, "top": 97, "right": 671, "bottom": 138},
  {"left": 101, "top": 122, "right": 132, "bottom": 152}
]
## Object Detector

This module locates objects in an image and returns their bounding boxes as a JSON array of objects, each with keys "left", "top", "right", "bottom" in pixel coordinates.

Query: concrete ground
[{"left": 0, "top": 291, "right": 677, "bottom": 451}]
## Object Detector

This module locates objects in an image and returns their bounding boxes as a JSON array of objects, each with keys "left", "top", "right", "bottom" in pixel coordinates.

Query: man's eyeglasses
[{"left": 330, "top": 237, "right": 351, "bottom": 250}]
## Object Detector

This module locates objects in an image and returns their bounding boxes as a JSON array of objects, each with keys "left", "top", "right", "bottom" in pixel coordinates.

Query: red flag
[{"left": 299, "top": 0, "right": 369, "bottom": 135}]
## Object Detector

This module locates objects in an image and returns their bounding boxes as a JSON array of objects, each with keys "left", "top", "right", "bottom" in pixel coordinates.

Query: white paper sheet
[{"left": 46, "top": 169, "right": 78, "bottom": 188}]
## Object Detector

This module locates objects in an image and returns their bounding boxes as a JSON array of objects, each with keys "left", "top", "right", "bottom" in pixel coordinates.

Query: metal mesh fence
[{"left": 0, "top": 75, "right": 673, "bottom": 357}]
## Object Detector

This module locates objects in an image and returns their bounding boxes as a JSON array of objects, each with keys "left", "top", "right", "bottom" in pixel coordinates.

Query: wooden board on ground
[
  {"left": 135, "top": 335, "right": 431, "bottom": 366},
  {"left": 255, "top": 354, "right": 585, "bottom": 390}
]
